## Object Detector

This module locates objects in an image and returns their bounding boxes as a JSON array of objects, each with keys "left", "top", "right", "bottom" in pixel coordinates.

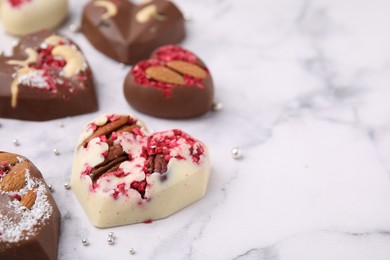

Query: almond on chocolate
[
  {"left": 124, "top": 45, "right": 214, "bottom": 119},
  {"left": 0, "top": 152, "right": 61, "bottom": 260}
]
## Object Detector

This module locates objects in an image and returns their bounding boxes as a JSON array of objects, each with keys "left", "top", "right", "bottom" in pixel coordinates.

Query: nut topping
[
  {"left": 0, "top": 161, "right": 28, "bottom": 192},
  {"left": 52, "top": 45, "right": 86, "bottom": 77},
  {"left": 89, "top": 155, "right": 128, "bottom": 182},
  {"left": 166, "top": 61, "right": 207, "bottom": 79},
  {"left": 43, "top": 35, "right": 67, "bottom": 46},
  {"left": 21, "top": 190, "right": 37, "bottom": 209},
  {"left": 0, "top": 152, "right": 19, "bottom": 165},
  {"left": 81, "top": 116, "right": 132, "bottom": 147},
  {"left": 81, "top": 117, "right": 142, "bottom": 182},
  {"left": 148, "top": 154, "right": 168, "bottom": 174},
  {"left": 145, "top": 66, "right": 185, "bottom": 85}
]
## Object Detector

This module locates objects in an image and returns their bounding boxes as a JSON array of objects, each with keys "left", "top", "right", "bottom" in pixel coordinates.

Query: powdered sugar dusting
[
  {"left": 0, "top": 169, "right": 53, "bottom": 243},
  {"left": 18, "top": 71, "right": 49, "bottom": 89}
]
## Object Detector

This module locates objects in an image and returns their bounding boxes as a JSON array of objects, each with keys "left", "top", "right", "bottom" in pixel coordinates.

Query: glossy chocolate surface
[
  {"left": 0, "top": 31, "right": 98, "bottom": 121},
  {"left": 82, "top": 0, "right": 185, "bottom": 64},
  {"left": 124, "top": 45, "right": 214, "bottom": 119}
]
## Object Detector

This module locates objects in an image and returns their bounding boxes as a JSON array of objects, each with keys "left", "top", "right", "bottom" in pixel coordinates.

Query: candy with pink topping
[
  {"left": 71, "top": 114, "right": 211, "bottom": 227},
  {"left": 124, "top": 45, "right": 214, "bottom": 119},
  {"left": 0, "top": 31, "right": 98, "bottom": 121},
  {"left": 0, "top": 0, "right": 68, "bottom": 36}
]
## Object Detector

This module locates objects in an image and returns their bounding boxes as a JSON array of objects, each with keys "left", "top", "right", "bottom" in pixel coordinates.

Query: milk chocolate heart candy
[
  {"left": 0, "top": 152, "right": 61, "bottom": 260},
  {"left": 0, "top": 31, "right": 98, "bottom": 121},
  {"left": 0, "top": 0, "right": 68, "bottom": 36},
  {"left": 81, "top": 0, "right": 185, "bottom": 64},
  {"left": 71, "top": 114, "right": 211, "bottom": 227},
  {"left": 124, "top": 45, "right": 214, "bottom": 119}
]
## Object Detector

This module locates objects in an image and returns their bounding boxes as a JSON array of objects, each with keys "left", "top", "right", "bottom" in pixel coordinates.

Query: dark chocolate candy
[
  {"left": 123, "top": 45, "right": 214, "bottom": 119},
  {"left": 0, "top": 152, "right": 61, "bottom": 260},
  {"left": 0, "top": 31, "right": 98, "bottom": 121},
  {"left": 81, "top": 0, "right": 185, "bottom": 64}
]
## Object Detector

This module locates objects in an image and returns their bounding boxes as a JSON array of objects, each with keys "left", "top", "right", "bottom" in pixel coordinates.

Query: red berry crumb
[
  {"left": 143, "top": 219, "right": 153, "bottom": 224},
  {"left": 0, "top": 162, "right": 9, "bottom": 178},
  {"left": 7, "top": 0, "right": 31, "bottom": 8}
]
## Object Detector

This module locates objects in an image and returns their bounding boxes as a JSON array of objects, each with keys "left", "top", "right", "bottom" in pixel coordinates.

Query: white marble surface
[{"left": 1, "top": 0, "right": 390, "bottom": 259}]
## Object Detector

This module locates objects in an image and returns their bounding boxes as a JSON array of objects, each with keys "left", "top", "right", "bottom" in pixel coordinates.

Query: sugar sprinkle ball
[
  {"left": 82, "top": 238, "right": 89, "bottom": 246},
  {"left": 231, "top": 147, "right": 243, "bottom": 159}
]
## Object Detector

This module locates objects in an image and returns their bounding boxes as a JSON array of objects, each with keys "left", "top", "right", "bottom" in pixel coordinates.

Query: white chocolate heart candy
[
  {"left": 0, "top": 0, "right": 68, "bottom": 36},
  {"left": 71, "top": 114, "right": 211, "bottom": 227}
]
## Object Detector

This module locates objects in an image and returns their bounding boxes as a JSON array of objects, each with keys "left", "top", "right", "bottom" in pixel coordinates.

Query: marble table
[{"left": 1, "top": 0, "right": 390, "bottom": 259}]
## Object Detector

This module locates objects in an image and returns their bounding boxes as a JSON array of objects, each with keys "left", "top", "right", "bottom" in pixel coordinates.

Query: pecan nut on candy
[{"left": 71, "top": 114, "right": 211, "bottom": 227}]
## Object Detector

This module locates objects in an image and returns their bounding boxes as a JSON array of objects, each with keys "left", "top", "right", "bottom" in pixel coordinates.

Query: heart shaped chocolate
[
  {"left": 71, "top": 114, "right": 211, "bottom": 227},
  {"left": 124, "top": 45, "right": 214, "bottom": 119},
  {"left": 0, "top": 152, "right": 61, "bottom": 260},
  {"left": 81, "top": 0, "right": 185, "bottom": 64},
  {"left": 0, "top": 31, "right": 98, "bottom": 121},
  {"left": 0, "top": 0, "right": 68, "bottom": 36}
]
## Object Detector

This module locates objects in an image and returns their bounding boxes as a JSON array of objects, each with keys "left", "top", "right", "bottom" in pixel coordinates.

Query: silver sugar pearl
[
  {"left": 58, "top": 122, "right": 65, "bottom": 128},
  {"left": 212, "top": 102, "right": 223, "bottom": 111},
  {"left": 108, "top": 232, "right": 115, "bottom": 238},
  {"left": 82, "top": 238, "right": 89, "bottom": 246},
  {"left": 119, "top": 63, "right": 126, "bottom": 69},
  {"left": 107, "top": 237, "right": 114, "bottom": 245},
  {"left": 12, "top": 139, "right": 20, "bottom": 146},
  {"left": 48, "top": 185, "right": 54, "bottom": 192},
  {"left": 129, "top": 248, "right": 136, "bottom": 255},
  {"left": 64, "top": 183, "right": 70, "bottom": 190},
  {"left": 231, "top": 147, "right": 243, "bottom": 159},
  {"left": 53, "top": 149, "right": 60, "bottom": 156},
  {"left": 69, "top": 24, "right": 81, "bottom": 33}
]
